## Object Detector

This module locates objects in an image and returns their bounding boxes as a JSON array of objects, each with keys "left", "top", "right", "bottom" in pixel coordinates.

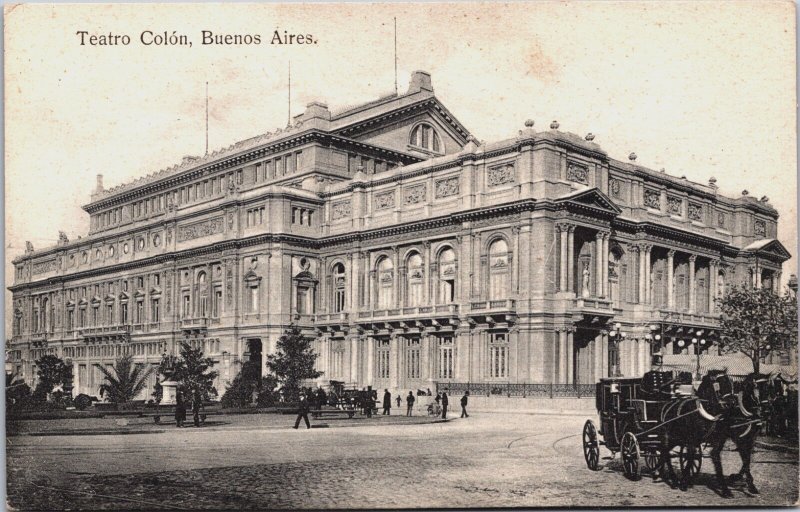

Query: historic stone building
[{"left": 8, "top": 71, "right": 791, "bottom": 397}]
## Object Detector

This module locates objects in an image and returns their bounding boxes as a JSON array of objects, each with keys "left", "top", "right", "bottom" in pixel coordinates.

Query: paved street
[{"left": 7, "top": 412, "right": 798, "bottom": 509}]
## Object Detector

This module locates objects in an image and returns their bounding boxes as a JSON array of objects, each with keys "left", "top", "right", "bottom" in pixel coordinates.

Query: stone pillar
[
  {"left": 601, "top": 332, "right": 609, "bottom": 378},
  {"left": 709, "top": 259, "right": 718, "bottom": 313},
  {"left": 775, "top": 271, "right": 782, "bottom": 293},
  {"left": 366, "top": 336, "right": 375, "bottom": 386},
  {"left": 423, "top": 242, "right": 432, "bottom": 304},
  {"left": 369, "top": 270, "right": 376, "bottom": 309},
  {"left": 350, "top": 336, "right": 359, "bottom": 384},
  {"left": 512, "top": 227, "right": 521, "bottom": 295},
  {"left": 644, "top": 246, "right": 652, "bottom": 304},
  {"left": 602, "top": 234, "right": 610, "bottom": 298},
  {"left": 667, "top": 250, "right": 675, "bottom": 309},
  {"left": 638, "top": 246, "right": 646, "bottom": 303},
  {"left": 558, "top": 329, "right": 567, "bottom": 383},
  {"left": 389, "top": 333, "right": 399, "bottom": 390},
  {"left": 350, "top": 253, "right": 359, "bottom": 313},
  {"left": 688, "top": 255, "right": 697, "bottom": 312},
  {"left": 559, "top": 225, "right": 569, "bottom": 292},
  {"left": 567, "top": 226, "right": 575, "bottom": 293},
  {"left": 391, "top": 247, "right": 399, "bottom": 307},
  {"left": 595, "top": 232, "right": 604, "bottom": 297},
  {"left": 566, "top": 329, "right": 574, "bottom": 385}
]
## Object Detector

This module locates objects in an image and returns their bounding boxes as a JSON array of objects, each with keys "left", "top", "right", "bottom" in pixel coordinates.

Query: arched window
[
  {"left": 438, "top": 248, "right": 457, "bottom": 303},
  {"left": 377, "top": 257, "right": 394, "bottom": 309},
  {"left": 406, "top": 252, "right": 424, "bottom": 307},
  {"left": 488, "top": 239, "right": 510, "bottom": 300},
  {"left": 409, "top": 123, "right": 442, "bottom": 153},
  {"left": 332, "top": 263, "right": 346, "bottom": 313}
]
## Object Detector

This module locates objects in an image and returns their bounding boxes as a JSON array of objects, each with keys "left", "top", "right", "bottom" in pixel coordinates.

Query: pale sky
[{"left": 4, "top": 2, "right": 797, "bottom": 334}]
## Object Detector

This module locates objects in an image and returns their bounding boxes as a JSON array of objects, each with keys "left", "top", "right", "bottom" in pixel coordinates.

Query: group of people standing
[
  {"left": 380, "top": 389, "right": 469, "bottom": 419},
  {"left": 173, "top": 388, "right": 204, "bottom": 428}
]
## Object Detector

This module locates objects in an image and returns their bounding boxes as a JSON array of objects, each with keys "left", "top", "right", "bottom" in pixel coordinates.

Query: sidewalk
[{"left": 754, "top": 435, "right": 799, "bottom": 454}]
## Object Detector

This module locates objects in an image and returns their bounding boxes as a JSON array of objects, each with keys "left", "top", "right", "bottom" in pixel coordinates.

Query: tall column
[
  {"left": 602, "top": 234, "right": 610, "bottom": 298},
  {"left": 644, "top": 245, "right": 652, "bottom": 304},
  {"left": 775, "top": 271, "right": 782, "bottom": 293},
  {"left": 558, "top": 329, "right": 567, "bottom": 383},
  {"left": 350, "top": 336, "right": 359, "bottom": 384},
  {"left": 688, "top": 255, "right": 697, "bottom": 312},
  {"left": 567, "top": 226, "right": 575, "bottom": 293},
  {"left": 512, "top": 227, "right": 521, "bottom": 294},
  {"left": 709, "top": 259, "right": 718, "bottom": 314},
  {"left": 595, "top": 232, "right": 604, "bottom": 297},
  {"left": 349, "top": 253, "right": 358, "bottom": 314},
  {"left": 566, "top": 328, "right": 574, "bottom": 385},
  {"left": 369, "top": 270, "right": 376, "bottom": 309},
  {"left": 638, "top": 246, "right": 646, "bottom": 303},
  {"left": 667, "top": 250, "right": 675, "bottom": 309},
  {"left": 389, "top": 333, "right": 399, "bottom": 390},
  {"left": 423, "top": 241, "right": 432, "bottom": 305},
  {"left": 366, "top": 336, "right": 375, "bottom": 386},
  {"left": 559, "top": 225, "right": 569, "bottom": 292},
  {"left": 391, "top": 246, "right": 399, "bottom": 307},
  {"left": 601, "top": 332, "right": 609, "bottom": 378}
]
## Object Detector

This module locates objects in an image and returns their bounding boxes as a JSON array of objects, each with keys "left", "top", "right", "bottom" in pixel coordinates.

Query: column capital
[
  {"left": 667, "top": 249, "right": 676, "bottom": 258},
  {"left": 511, "top": 225, "right": 522, "bottom": 235},
  {"left": 709, "top": 258, "right": 720, "bottom": 267},
  {"left": 555, "top": 221, "right": 571, "bottom": 233},
  {"left": 422, "top": 240, "right": 431, "bottom": 249},
  {"left": 688, "top": 254, "right": 698, "bottom": 263}
]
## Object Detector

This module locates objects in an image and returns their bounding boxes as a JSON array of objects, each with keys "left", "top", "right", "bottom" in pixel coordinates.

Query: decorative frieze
[
  {"left": 667, "top": 196, "right": 682, "bottom": 215},
  {"left": 487, "top": 163, "right": 515, "bottom": 187},
  {"left": 177, "top": 217, "right": 225, "bottom": 242},
  {"left": 644, "top": 189, "right": 660, "bottom": 209},
  {"left": 374, "top": 191, "right": 395, "bottom": 210},
  {"left": 754, "top": 219, "right": 766, "bottom": 237},
  {"left": 434, "top": 177, "right": 460, "bottom": 199},
  {"left": 404, "top": 184, "right": 427, "bottom": 205},
  {"left": 717, "top": 212, "right": 726, "bottom": 228},
  {"left": 32, "top": 259, "right": 57, "bottom": 275},
  {"left": 567, "top": 163, "right": 588, "bottom": 185},
  {"left": 688, "top": 203, "right": 703, "bottom": 222},
  {"left": 331, "top": 201, "right": 352, "bottom": 221}
]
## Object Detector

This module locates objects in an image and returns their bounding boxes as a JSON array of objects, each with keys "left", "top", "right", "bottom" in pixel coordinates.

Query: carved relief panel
[
  {"left": 434, "top": 177, "right": 460, "bottom": 199},
  {"left": 487, "top": 163, "right": 515, "bottom": 187}
]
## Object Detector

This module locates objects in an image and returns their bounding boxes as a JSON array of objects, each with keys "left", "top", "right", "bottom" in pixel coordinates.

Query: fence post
[{"left": 549, "top": 382, "right": 554, "bottom": 399}]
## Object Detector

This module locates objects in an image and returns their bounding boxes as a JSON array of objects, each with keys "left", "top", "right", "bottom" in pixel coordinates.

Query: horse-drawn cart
[{"left": 582, "top": 371, "right": 716, "bottom": 485}]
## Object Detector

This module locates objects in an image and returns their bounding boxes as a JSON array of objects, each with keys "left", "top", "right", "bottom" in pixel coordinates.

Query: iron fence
[{"left": 436, "top": 382, "right": 595, "bottom": 398}]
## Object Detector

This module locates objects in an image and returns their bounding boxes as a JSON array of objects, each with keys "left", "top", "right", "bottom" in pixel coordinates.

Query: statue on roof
[
  {"left": 25, "top": 241, "right": 34, "bottom": 253},
  {"left": 58, "top": 231, "right": 69, "bottom": 244}
]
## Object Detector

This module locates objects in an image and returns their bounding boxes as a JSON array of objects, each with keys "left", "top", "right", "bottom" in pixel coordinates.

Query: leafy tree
[
  {"left": 95, "top": 355, "right": 154, "bottom": 404},
  {"left": 6, "top": 373, "right": 32, "bottom": 409},
  {"left": 718, "top": 285, "right": 798, "bottom": 375},
  {"left": 266, "top": 324, "right": 322, "bottom": 402},
  {"left": 220, "top": 361, "right": 262, "bottom": 408},
  {"left": 33, "top": 355, "right": 72, "bottom": 401},
  {"left": 160, "top": 342, "right": 219, "bottom": 402}
]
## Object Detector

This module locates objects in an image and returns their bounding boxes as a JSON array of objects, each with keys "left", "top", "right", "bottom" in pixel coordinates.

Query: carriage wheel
[
  {"left": 644, "top": 450, "right": 661, "bottom": 473},
  {"left": 582, "top": 420, "right": 600, "bottom": 471},
  {"left": 621, "top": 432, "right": 641, "bottom": 480},
  {"left": 678, "top": 444, "right": 702, "bottom": 485}
]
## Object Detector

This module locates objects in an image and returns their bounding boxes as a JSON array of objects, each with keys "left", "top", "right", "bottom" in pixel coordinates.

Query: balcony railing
[
  {"left": 469, "top": 299, "right": 516, "bottom": 312},
  {"left": 180, "top": 317, "right": 209, "bottom": 329},
  {"left": 314, "top": 312, "right": 349, "bottom": 324},
  {"left": 658, "top": 309, "right": 721, "bottom": 327},
  {"left": 572, "top": 297, "right": 614, "bottom": 313},
  {"left": 358, "top": 304, "right": 460, "bottom": 321},
  {"left": 79, "top": 325, "right": 131, "bottom": 336}
]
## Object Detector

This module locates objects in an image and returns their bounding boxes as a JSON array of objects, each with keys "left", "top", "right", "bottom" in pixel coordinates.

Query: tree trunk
[{"left": 752, "top": 351, "right": 760, "bottom": 376}]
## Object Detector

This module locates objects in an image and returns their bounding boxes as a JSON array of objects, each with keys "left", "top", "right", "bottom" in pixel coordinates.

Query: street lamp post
[
  {"left": 608, "top": 322, "right": 626, "bottom": 377},
  {"left": 691, "top": 330, "right": 706, "bottom": 381}
]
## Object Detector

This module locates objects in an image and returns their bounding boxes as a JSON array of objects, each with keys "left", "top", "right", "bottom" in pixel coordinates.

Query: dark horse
[
  {"left": 695, "top": 371, "right": 765, "bottom": 498},
  {"left": 656, "top": 370, "right": 763, "bottom": 497}
]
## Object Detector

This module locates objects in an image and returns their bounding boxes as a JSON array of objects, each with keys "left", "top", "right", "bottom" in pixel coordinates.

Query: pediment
[
  {"left": 556, "top": 187, "right": 622, "bottom": 216},
  {"left": 744, "top": 239, "right": 791, "bottom": 262},
  {"left": 333, "top": 97, "right": 471, "bottom": 159}
]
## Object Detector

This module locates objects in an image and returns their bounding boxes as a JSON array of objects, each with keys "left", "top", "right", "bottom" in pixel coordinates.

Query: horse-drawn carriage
[{"left": 582, "top": 369, "right": 769, "bottom": 496}]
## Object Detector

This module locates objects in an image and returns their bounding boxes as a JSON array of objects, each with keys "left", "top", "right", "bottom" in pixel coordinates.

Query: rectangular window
[
  {"left": 92, "top": 307, "right": 98, "bottom": 326},
  {"left": 136, "top": 301, "right": 144, "bottom": 323},
  {"left": 121, "top": 303, "right": 128, "bottom": 324},
  {"left": 250, "top": 286, "right": 259, "bottom": 312},
  {"left": 438, "top": 336, "right": 454, "bottom": 379},
  {"left": 213, "top": 288, "right": 222, "bottom": 317},
  {"left": 106, "top": 304, "right": 113, "bottom": 325},
  {"left": 378, "top": 345, "right": 390, "bottom": 380},
  {"left": 151, "top": 299, "right": 160, "bottom": 323},
  {"left": 183, "top": 295, "right": 191, "bottom": 318},
  {"left": 406, "top": 340, "right": 420, "bottom": 379},
  {"left": 489, "top": 332, "right": 508, "bottom": 379}
]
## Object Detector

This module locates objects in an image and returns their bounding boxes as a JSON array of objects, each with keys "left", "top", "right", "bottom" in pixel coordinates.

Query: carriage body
[{"left": 584, "top": 371, "right": 701, "bottom": 482}]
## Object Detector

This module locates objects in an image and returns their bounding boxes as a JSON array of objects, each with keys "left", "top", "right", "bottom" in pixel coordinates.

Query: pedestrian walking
[
  {"left": 406, "top": 391, "right": 415, "bottom": 416},
  {"left": 396, "top": 394, "right": 401, "bottom": 408},
  {"left": 383, "top": 389, "right": 392, "bottom": 415},
  {"left": 174, "top": 388, "right": 186, "bottom": 428},
  {"left": 460, "top": 390, "right": 469, "bottom": 418},
  {"left": 191, "top": 390, "right": 202, "bottom": 427},
  {"left": 294, "top": 392, "right": 311, "bottom": 429},
  {"left": 441, "top": 390, "right": 449, "bottom": 419},
  {"left": 363, "top": 388, "right": 373, "bottom": 418}
]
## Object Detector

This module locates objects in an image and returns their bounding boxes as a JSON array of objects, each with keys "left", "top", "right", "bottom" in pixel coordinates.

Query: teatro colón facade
[{"left": 8, "top": 71, "right": 791, "bottom": 398}]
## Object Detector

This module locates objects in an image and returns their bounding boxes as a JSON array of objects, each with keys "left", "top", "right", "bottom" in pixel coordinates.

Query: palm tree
[{"left": 96, "top": 355, "right": 154, "bottom": 404}]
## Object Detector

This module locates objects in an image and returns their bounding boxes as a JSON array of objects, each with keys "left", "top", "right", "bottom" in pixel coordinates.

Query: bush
[
  {"left": 74, "top": 394, "right": 93, "bottom": 410},
  {"left": 256, "top": 375, "right": 280, "bottom": 407}
]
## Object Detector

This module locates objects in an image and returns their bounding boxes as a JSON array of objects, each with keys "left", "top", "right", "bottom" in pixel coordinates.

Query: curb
[{"left": 754, "top": 440, "right": 799, "bottom": 455}]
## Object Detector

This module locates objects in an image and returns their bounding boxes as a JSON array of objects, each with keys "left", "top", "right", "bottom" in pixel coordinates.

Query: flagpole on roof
[{"left": 205, "top": 81, "right": 209, "bottom": 155}]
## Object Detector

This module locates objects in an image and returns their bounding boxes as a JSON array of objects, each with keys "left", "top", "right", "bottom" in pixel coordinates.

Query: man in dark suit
[
  {"left": 382, "top": 389, "right": 392, "bottom": 415},
  {"left": 441, "top": 390, "right": 449, "bottom": 419},
  {"left": 460, "top": 390, "right": 469, "bottom": 418},
  {"left": 293, "top": 392, "right": 311, "bottom": 429}
]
